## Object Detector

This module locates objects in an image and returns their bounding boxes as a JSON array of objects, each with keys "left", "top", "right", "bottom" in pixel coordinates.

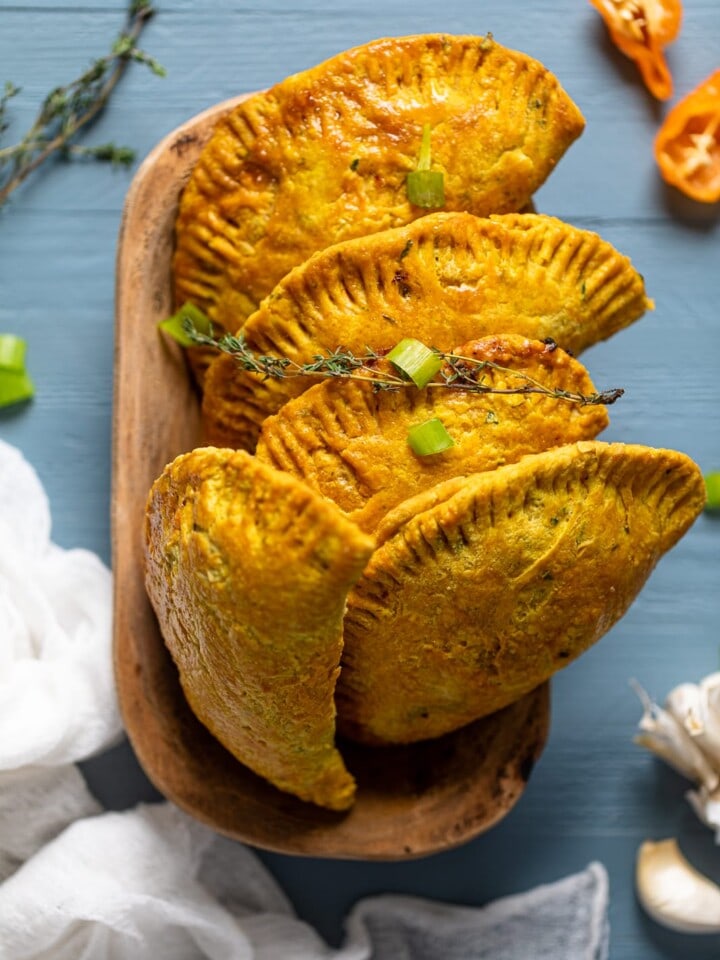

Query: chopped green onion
[
  {"left": 387, "top": 338, "right": 442, "bottom": 388},
  {"left": 415, "top": 123, "right": 433, "bottom": 172},
  {"left": 407, "top": 170, "right": 445, "bottom": 208},
  {"left": 0, "top": 334, "right": 27, "bottom": 372},
  {"left": 407, "top": 418, "right": 455, "bottom": 456},
  {"left": 0, "top": 334, "right": 34, "bottom": 408},
  {"left": 158, "top": 302, "right": 212, "bottom": 347},
  {"left": 406, "top": 123, "right": 445, "bottom": 208},
  {"left": 705, "top": 472, "right": 720, "bottom": 512},
  {"left": 0, "top": 371, "right": 34, "bottom": 408}
]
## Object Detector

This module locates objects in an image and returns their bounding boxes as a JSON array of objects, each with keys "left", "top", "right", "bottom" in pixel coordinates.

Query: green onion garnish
[
  {"left": 0, "top": 371, "right": 34, "bottom": 408},
  {"left": 0, "top": 333, "right": 27, "bottom": 372},
  {"left": 705, "top": 472, "right": 720, "bottom": 512},
  {"left": 158, "top": 302, "right": 212, "bottom": 347},
  {"left": 407, "top": 418, "right": 455, "bottom": 456},
  {"left": 406, "top": 123, "right": 445, "bottom": 209},
  {"left": 0, "top": 334, "right": 33, "bottom": 409},
  {"left": 407, "top": 170, "right": 445, "bottom": 208},
  {"left": 387, "top": 338, "right": 442, "bottom": 388}
]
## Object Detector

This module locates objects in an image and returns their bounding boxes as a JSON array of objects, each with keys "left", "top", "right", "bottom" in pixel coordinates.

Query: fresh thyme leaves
[
  {"left": 63, "top": 143, "right": 137, "bottom": 167},
  {"left": 190, "top": 326, "right": 394, "bottom": 388},
  {"left": 0, "top": 1, "right": 164, "bottom": 210},
  {"left": 0, "top": 83, "right": 20, "bottom": 137},
  {"left": 399, "top": 239, "right": 414, "bottom": 260},
  {"left": 185, "top": 320, "right": 624, "bottom": 408}
]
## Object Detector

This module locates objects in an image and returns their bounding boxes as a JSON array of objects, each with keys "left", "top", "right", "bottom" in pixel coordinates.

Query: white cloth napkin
[
  {"left": 0, "top": 794, "right": 609, "bottom": 960},
  {"left": 0, "top": 439, "right": 119, "bottom": 770},
  {"left": 0, "top": 439, "right": 610, "bottom": 960}
]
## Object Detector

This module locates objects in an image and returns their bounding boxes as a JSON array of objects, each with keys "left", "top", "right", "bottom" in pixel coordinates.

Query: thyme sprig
[
  {"left": 0, "top": 0, "right": 164, "bottom": 209},
  {"left": 188, "top": 326, "right": 624, "bottom": 407}
]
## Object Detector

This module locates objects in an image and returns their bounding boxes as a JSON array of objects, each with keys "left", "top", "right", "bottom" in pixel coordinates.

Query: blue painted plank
[{"left": 0, "top": 209, "right": 117, "bottom": 558}]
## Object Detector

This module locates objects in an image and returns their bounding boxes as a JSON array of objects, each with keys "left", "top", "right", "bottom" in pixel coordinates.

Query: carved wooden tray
[{"left": 112, "top": 96, "right": 550, "bottom": 859}]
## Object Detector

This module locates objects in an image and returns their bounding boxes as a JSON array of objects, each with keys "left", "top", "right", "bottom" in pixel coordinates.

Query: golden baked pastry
[
  {"left": 174, "top": 33, "right": 585, "bottom": 373},
  {"left": 144, "top": 447, "right": 374, "bottom": 810},
  {"left": 202, "top": 212, "right": 651, "bottom": 450},
  {"left": 336, "top": 441, "right": 705, "bottom": 745},
  {"left": 255, "top": 335, "right": 610, "bottom": 533}
]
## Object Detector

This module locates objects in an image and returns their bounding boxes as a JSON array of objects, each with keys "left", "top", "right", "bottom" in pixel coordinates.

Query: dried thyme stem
[
  {"left": 0, "top": 0, "right": 163, "bottom": 209},
  {"left": 189, "top": 327, "right": 624, "bottom": 407}
]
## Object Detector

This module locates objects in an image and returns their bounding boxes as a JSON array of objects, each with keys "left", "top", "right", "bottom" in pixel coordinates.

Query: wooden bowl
[{"left": 112, "top": 98, "right": 551, "bottom": 860}]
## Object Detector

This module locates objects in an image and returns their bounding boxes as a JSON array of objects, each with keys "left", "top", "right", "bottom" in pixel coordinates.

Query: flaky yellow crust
[
  {"left": 144, "top": 447, "right": 374, "bottom": 809},
  {"left": 336, "top": 441, "right": 705, "bottom": 745},
  {"left": 256, "top": 335, "right": 610, "bottom": 533},
  {"left": 174, "top": 33, "right": 585, "bottom": 366},
  {"left": 202, "top": 212, "right": 651, "bottom": 450}
]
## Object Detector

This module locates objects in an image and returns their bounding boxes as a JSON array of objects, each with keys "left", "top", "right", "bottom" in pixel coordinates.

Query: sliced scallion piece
[
  {"left": 0, "top": 334, "right": 34, "bottom": 408},
  {"left": 0, "top": 333, "right": 27, "bottom": 372},
  {"left": 158, "top": 302, "right": 212, "bottom": 347},
  {"left": 407, "top": 170, "right": 445, "bottom": 207},
  {"left": 0, "top": 371, "right": 34, "bottom": 408},
  {"left": 387, "top": 337, "right": 442, "bottom": 388},
  {"left": 407, "top": 418, "right": 455, "bottom": 456},
  {"left": 406, "top": 123, "right": 445, "bottom": 209},
  {"left": 705, "top": 472, "right": 720, "bottom": 512}
]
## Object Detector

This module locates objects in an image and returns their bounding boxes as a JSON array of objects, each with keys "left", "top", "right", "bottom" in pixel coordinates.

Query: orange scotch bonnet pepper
[
  {"left": 589, "top": 0, "right": 682, "bottom": 100},
  {"left": 655, "top": 70, "right": 720, "bottom": 203}
]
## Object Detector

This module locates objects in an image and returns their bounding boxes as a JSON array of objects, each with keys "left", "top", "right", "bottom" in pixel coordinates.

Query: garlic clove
[
  {"left": 636, "top": 838, "right": 720, "bottom": 934},
  {"left": 689, "top": 706, "right": 720, "bottom": 769},
  {"left": 666, "top": 677, "right": 720, "bottom": 769},
  {"left": 697, "top": 675, "right": 720, "bottom": 762},
  {"left": 632, "top": 681, "right": 719, "bottom": 790},
  {"left": 700, "top": 673, "right": 720, "bottom": 696},
  {"left": 687, "top": 786, "right": 720, "bottom": 844},
  {"left": 665, "top": 683, "right": 702, "bottom": 725}
]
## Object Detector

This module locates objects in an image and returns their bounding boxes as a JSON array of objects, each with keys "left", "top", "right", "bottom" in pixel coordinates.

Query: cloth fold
[
  {"left": 0, "top": 798, "right": 609, "bottom": 960},
  {"left": 342, "top": 864, "right": 609, "bottom": 960},
  {"left": 0, "top": 765, "right": 100, "bottom": 882},
  {"left": 0, "top": 438, "right": 610, "bottom": 959}
]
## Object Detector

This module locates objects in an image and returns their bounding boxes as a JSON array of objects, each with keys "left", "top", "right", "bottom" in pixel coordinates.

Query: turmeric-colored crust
[
  {"left": 255, "top": 335, "right": 610, "bottom": 533},
  {"left": 144, "top": 447, "right": 374, "bottom": 809},
  {"left": 174, "top": 33, "right": 585, "bottom": 366},
  {"left": 336, "top": 441, "right": 705, "bottom": 745},
  {"left": 202, "top": 212, "right": 651, "bottom": 450}
]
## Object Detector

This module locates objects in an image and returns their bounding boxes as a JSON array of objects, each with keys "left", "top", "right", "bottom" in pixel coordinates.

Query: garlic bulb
[
  {"left": 636, "top": 838, "right": 720, "bottom": 934},
  {"left": 667, "top": 676, "right": 720, "bottom": 768},
  {"left": 632, "top": 680, "right": 719, "bottom": 791}
]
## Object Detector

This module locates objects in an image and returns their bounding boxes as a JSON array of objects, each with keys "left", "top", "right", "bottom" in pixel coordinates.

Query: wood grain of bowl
[{"left": 112, "top": 97, "right": 550, "bottom": 860}]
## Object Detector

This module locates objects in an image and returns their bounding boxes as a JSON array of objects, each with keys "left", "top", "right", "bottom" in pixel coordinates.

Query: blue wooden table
[{"left": 2, "top": 1, "right": 719, "bottom": 956}]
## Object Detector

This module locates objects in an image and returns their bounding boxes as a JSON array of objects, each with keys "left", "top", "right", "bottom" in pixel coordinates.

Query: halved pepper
[
  {"left": 655, "top": 70, "right": 720, "bottom": 202},
  {"left": 589, "top": 0, "right": 682, "bottom": 100}
]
